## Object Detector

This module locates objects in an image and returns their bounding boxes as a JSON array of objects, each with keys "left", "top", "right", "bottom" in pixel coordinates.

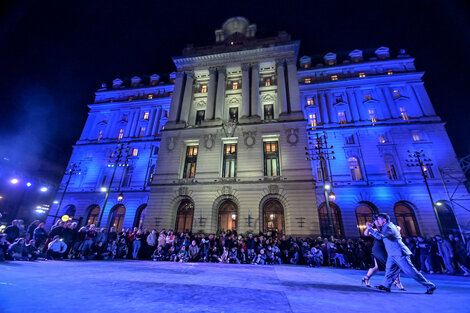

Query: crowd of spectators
[{"left": 1, "top": 219, "right": 469, "bottom": 276}]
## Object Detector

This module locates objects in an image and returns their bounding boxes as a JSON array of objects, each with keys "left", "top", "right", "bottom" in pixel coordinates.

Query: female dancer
[{"left": 362, "top": 214, "right": 405, "bottom": 290}]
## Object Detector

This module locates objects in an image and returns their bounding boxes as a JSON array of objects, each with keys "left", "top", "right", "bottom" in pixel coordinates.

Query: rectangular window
[
  {"left": 345, "top": 135, "right": 355, "bottom": 145},
  {"left": 338, "top": 111, "right": 347, "bottom": 124},
  {"left": 132, "top": 148, "right": 138, "bottom": 156},
  {"left": 264, "top": 104, "right": 273, "bottom": 120},
  {"left": 378, "top": 134, "right": 387, "bottom": 143},
  {"left": 264, "top": 141, "right": 280, "bottom": 177},
  {"left": 195, "top": 110, "right": 205, "bottom": 125},
  {"left": 422, "top": 165, "right": 435, "bottom": 179},
  {"left": 386, "top": 164, "right": 398, "bottom": 180},
  {"left": 309, "top": 113, "right": 317, "bottom": 127},
  {"left": 97, "top": 130, "right": 103, "bottom": 141},
  {"left": 265, "top": 78, "right": 271, "bottom": 87},
  {"left": 222, "top": 144, "right": 237, "bottom": 178},
  {"left": 183, "top": 146, "right": 198, "bottom": 178},
  {"left": 369, "top": 109, "right": 377, "bottom": 123},
  {"left": 147, "top": 94, "right": 153, "bottom": 99},
  {"left": 387, "top": 70, "right": 393, "bottom": 75},
  {"left": 331, "top": 75, "right": 338, "bottom": 81},
  {"left": 143, "top": 112, "right": 149, "bottom": 120},
  {"left": 400, "top": 107, "right": 409, "bottom": 120},
  {"left": 307, "top": 97, "right": 314, "bottom": 106},
  {"left": 229, "top": 107, "right": 238, "bottom": 123},
  {"left": 364, "top": 94, "right": 372, "bottom": 101},
  {"left": 304, "top": 78, "right": 311, "bottom": 84},
  {"left": 201, "top": 85, "right": 207, "bottom": 93},
  {"left": 139, "top": 127, "right": 146, "bottom": 137},
  {"left": 359, "top": 72, "right": 366, "bottom": 78},
  {"left": 317, "top": 161, "right": 328, "bottom": 181},
  {"left": 232, "top": 82, "right": 238, "bottom": 90},
  {"left": 118, "top": 129, "right": 124, "bottom": 140},
  {"left": 394, "top": 90, "right": 401, "bottom": 98},
  {"left": 412, "top": 132, "right": 421, "bottom": 141}
]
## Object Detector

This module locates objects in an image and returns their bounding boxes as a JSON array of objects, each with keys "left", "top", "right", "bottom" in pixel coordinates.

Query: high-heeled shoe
[
  {"left": 361, "top": 276, "right": 371, "bottom": 287},
  {"left": 393, "top": 280, "right": 406, "bottom": 291}
]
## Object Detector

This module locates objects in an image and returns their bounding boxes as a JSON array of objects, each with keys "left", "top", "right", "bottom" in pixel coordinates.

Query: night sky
[{"left": 1, "top": 0, "right": 469, "bottom": 179}]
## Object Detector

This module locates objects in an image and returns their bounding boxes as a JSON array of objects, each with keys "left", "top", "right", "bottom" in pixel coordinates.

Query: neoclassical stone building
[{"left": 49, "top": 17, "right": 469, "bottom": 238}]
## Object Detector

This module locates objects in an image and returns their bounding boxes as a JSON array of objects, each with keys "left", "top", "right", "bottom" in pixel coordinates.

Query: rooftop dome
[{"left": 222, "top": 17, "right": 250, "bottom": 37}]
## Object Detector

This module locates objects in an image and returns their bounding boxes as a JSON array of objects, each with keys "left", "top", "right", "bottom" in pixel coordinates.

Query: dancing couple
[{"left": 364, "top": 213, "right": 436, "bottom": 294}]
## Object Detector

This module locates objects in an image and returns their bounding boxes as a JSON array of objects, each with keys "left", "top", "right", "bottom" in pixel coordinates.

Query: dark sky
[{"left": 0, "top": 0, "right": 469, "bottom": 177}]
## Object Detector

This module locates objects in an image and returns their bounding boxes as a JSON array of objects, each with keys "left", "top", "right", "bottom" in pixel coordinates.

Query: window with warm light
[
  {"left": 364, "top": 94, "right": 372, "bottom": 101},
  {"left": 304, "top": 77, "right": 311, "bottom": 84},
  {"left": 128, "top": 96, "right": 134, "bottom": 101},
  {"left": 118, "top": 129, "right": 124, "bottom": 140},
  {"left": 132, "top": 148, "right": 139, "bottom": 156},
  {"left": 394, "top": 90, "right": 401, "bottom": 98},
  {"left": 265, "top": 78, "right": 271, "bottom": 87},
  {"left": 264, "top": 141, "right": 280, "bottom": 177},
  {"left": 359, "top": 72, "right": 366, "bottom": 78},
  {"left": 307, "top": 97, "right": 314, "bottom": 106},
  {"left": 369, "top": 109, "right": 377, "bottom": 123},
  {"left": 400, "top": 107, "right": 409, "bottom": 120},
  {"left": 222, "top": 144, "right": 237, "bottom": 178},
  {"left": 229, "top": 107, "right": 238, "bottom": 123},
  {"left": 384, "top": 155, "right": 398, "bottom": 180},
  {"left": 201, "top": 85, "right": 207, "bottom": 93},
  {"left": 143, "top": 112, "right": 149, "bottom": 120},
  {"left": 412, "top": 132, "right": 421, "bottom": 141},
  {"left": 348, "top": 157, "right": 363, "bottom": 181},
  {"left": 264, "top": 104, "right": 273, "bottom": 120},
  {"left": 147, "top": 94, "right": 153, "bottom": 99},
  {"left": 338, "top": 111, "right": 347, "bottom": 124},
  {"left": 387, "top": 70, "right": 393, "bottom": 75},
  {"left": 378, "top": 134, "right": 388, "bottom": 143},
  {"left": 195, "top": 110, "right": 205, "bottom": 125},
  {"left": 139, "top": 127, "right": 146, "bottom": 137},
  {"left": 183, "top": 146, "right": 198, "bottom": 178},
  {"left": 331, "top": 75, "right": 338, "bottom": 81},
  {"left": 97, "top": 130, "right": 103, "bottom": 141},
  {"left": 309, "top": 113, "right": 318, "bottom": 127},
  {"left": 232, "top": 81, "right": 238, "bottom": 90},
  {"left": 422, "top": 165, "right": 435, "bottom": 179}
]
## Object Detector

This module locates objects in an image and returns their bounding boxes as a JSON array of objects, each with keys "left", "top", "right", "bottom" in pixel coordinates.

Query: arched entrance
[
  {"left": 108, "top": 205, "right": 126, "bottom": 230},
  {"left": 355, "top": 202, "right": 378, "bottom": 237},
  {"left": 86, "top": 205, "right": 100, "bottom": 225},
  {"left": 394, "top": 201, "right": 420, "bottom": 237},
  {"left": 436, "top": 201, "right": 459, "bottom": 237},
  {"left": 134, "top": 204, "right": 147, "bottom": 229},
  {"left": 318, "top": 202, "right": 344, "bottom": 238},
  {"left": 262, "top": 199, "right": 285, "bottom": 234},
  {"left": 175, "top": 200, "right": 194, "bottom": 233},
  {"left": 218, "top": 200, "right": 237, "bottom": 232}
]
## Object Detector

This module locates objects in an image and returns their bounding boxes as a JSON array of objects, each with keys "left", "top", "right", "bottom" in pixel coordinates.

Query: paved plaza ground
[{"left": 1, "top": 261, "right": 469, "bottom": 313}]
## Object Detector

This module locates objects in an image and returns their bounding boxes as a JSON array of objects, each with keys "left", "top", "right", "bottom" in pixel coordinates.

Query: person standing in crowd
[
  {"left": 33, "top": 222, "right": 48, "bottom": 250},
  {"left": 436, "top": 235, "right": 455, "bottom": 274},
  {"left": 366, "top": 213, "right": 436, "bottom": 294},
  {"left": 131, "top": 229, "right": 142, "bottom": 259},
  {"left": 417, "top": 236, "right": 434, "bottom": 274},
  {"left": 4, "top": 220, "right": 20, "bottom": 243},
  {"left": 454, "top": 236, "right": 470, "bottom": 276},
  {"left": 27, "top": 220, "right": 40, "bottom": 239},
  {"left": 146, "top": 229, "right": 157, "bottom": 259}
]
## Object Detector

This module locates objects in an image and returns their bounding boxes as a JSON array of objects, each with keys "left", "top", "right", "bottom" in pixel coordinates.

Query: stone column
[
  {"left": 286, "top": 59, "right": 302, "bottom": 112},
  {"left": 179, "top": 71, "right": 194, "bottom": 125},
  {"left": 353, "top": 90, "right": 366, "bottom": 121},
  {"left": 377, "top": 87, "right": 392, "bottom": 119},
  {"left": 205, "top": 68, "right": 217, "bottom": 120},
  {"left": 241, "top": 64, "right": 250, "bottom": 119},
  {"left": 276, "top": 60, "right": 288, "bottom": 115},
  {"left": 133, "top": 110, "right": 141, "bottom": 137},
  {"left": 168, "top": 72, "right": 185, "bottom": 123},
  {"left": 381, "top": 87, "right": 400, "bottom": 118},
  {"left": 346, "top": 89, "right": 360, "bottom": 121},
  {"left": 82, "top": 113, "right": 97, "bottom": 140},
  {"left": 325, "top": 92, "right": 336, "bottom": 123},
  {"left": 150, "top": 108, "right": 161, "bottom": 136},
  {"left": 318, "top": 91, "right": 329, "bottom": 124},
  {"left": 104, "top": 112, "right": 118, "bottom": 139},
  {"left": 251, "top": 63, "right": 260, "bottom": 117},
  {"left": 214, "top": 67, "right": 226, "bottom": 120},
  {"left": 146, "top": 108, "right": 157, "bottom": 136},
  {"left": 124, "top": 111, "right": 136, "bottom": 137},
  {"left": 412, "top": 83, "right": 435, "bottom": 116}
]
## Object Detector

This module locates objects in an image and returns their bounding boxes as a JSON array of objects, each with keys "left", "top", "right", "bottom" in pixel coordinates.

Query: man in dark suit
[{"left": 366, "top": 213, "right": 436, "bottom": 294}]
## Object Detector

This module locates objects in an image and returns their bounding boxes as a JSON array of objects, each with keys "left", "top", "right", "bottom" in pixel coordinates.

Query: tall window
[
  {"left": 264, "top": 104, "right": 273, "bottom": 120},
  {"left": 183, "top": 146, "right": 198, "bottom": 178},
  {"left": 422, "top": 165, "right": 435, "bottom": 179},
  {"left": 139, "top": 127, "right": 146, "bottom": 137},
  {"left": 122, "top": 166, "right": 134, "bottom": 187},
  {"left": 143, "top": 112, "right": 149, "bottom": 120},
  {"left": 97, "top": 130, "right": 103, "bottom": 141},
  {"left": 368, "top": 109, "right": 377, "bottom": 122},
  {"left": 393, "top": 90, "right": 401, "bottom": 98},
  {"left": 195, "top": 110, "right": 205, "bottom": 125},
  {"left": 338, "top": 111, "right": 347, "bottom": 124},
  {"left": 232, "top": 82, "right": 238, "bottom": 90},
  {"left": 264, "top": 141, "right": 280, "bottom": 176},
  {"left": 364, "top": 94, "right": 372, "bottom": 101},
  {"left": 394, "top": 202, "right": 420, "bottom": 237},
  {"left": 400, "top": 107, "right": 409, "bottom": 120},
  {"left": 318, "top": 202, "right": 344, "bottom": 238},
  {"left": 378, "top": 134, "right": 388, "bottom": 143},
  {"left": 384, "top": 155, "right": 398, "bottom": 180},
  {"left": 345, "top": 135, "right": 355, "bottom": 145},
  {"left": 222, "top": 144, "right": 237, "bottom": 177},
  {"left": 201, "top": 85, "right": 207, "bottom": 93},
  {"left": 86, "top": 206, "right": 100, "bottom": 225},
  {"left": 348, "top": 157, "right": 363, "bottom": 181},
  {"left": 331, "top": 75, "right": 338, "bottom": 81},
  {"left": 317, "top": 159, "right": 328, "bottom": 181},
  {"left": 304, "top": 77, "right": 311, "bottom": 84},
  {"left": 412, "top": 132, "right": 421, "bottom": 141},
  {"left": 229, "top": 107, "right": 238, "bottom": 123},
  {"left": 175, "top": 200, "right": 193, "bottom": 233},
  {"left": 307, "top": 97, "right": 314, "bottom": 106},
  {"left": 118, "top": 129, "right": 124, "bottom": 140},
  {"left": 132, "top": 148, "right": 138, "bottom": 156},
  {"left": 309, "top": 113, "right": 318, "bottom": 127},
  {"left": 359, "top": 72, "right": 366, "bottom": 78},
  {"left": 265, "top": 78, "right": 271, "bottom": 86},
  {"left": 356, "top": 202, "right": 377, "bottom": 237},
  {"left": 109, "top": 205, "right": 126, "bottom": 231}
]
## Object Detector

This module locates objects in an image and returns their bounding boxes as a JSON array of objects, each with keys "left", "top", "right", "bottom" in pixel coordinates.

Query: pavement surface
[{"left": 1, "top": 260, "right": 469, "bottom": 313}]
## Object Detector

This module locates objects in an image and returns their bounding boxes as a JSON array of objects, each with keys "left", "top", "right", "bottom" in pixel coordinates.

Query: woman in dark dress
[{"left": 361, "top": 215, "right": 405, "bottom": 290}]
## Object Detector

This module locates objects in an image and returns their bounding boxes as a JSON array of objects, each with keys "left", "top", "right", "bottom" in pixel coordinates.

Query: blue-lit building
[{"left": 48, "top": 17, "right": 469, "bottom": 238}]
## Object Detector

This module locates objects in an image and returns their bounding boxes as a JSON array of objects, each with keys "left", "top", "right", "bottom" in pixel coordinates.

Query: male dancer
[{"left": 366, "top": 213, "right": 436, "bottom": 294}]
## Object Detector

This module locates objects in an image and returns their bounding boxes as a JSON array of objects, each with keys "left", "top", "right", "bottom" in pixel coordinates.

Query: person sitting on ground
[
  {"left": 265, "top": 246, "right": 275, "bottom": 265},
  {"left": 272, "top": 244, "right": 282, "bottom": 265},
  {"left": 117, "top": 235, "right": 129, "bottom": 259},
  {"left": 188, "top": 240, "right": 199, "bottom": 262},
  {"left": 7, "top": 238, "right": 26, "bottom": 260},
  {"left": 107, "top": 240, "right": 117, "bottom": 260},
  {"left": 152, "top": 245, "right": 165, "bottom": 261},
  {"left": 25, "top": 239, "right": 41, "bottom": 261},
  {"left": 0, "top": 234, "right": 9, "bottom": 261},
  {"left": 228, "top": 246, "right": 240, "bottom": 264},
  {"left": 308, "top": 246, "right": 323, "bottom": 267},
  {"left": 166, "top": 246, "right": 176, "bottom": 262},
  {"left": 253, "top": 248, "right": 267, "bottom": 265},
  {"left": 47, "top": 235, "right": 68, "bottom": 260},
  {"left": 175, "top": 245, "right": 188, "bottom": 263},
  {"left": 238, "top": 247, "right": 247, "bottom": 264},
  {"left": 218, "top": 246, "right": 229, "bottom": 263}
]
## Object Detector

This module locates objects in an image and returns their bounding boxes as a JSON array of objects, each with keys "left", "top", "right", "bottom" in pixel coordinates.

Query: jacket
[{"left": 369, "top": 222, "right": 412, "bottom": 256}]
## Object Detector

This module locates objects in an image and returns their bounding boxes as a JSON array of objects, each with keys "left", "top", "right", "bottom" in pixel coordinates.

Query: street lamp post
[
  {"left": 51, "top": 162, "right": 82, "bottom": 224},
  {"left": 96, "top": 143, "right": 131, "bottom": 227},
  {"left": 305, "top": 131, "right": 336, "bottom": 237},
  {"left": 406, "top": 150, "right": 444, "bottom": 236}
]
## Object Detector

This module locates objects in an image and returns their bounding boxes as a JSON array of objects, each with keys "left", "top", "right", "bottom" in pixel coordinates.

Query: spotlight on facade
[
  {"left": 40, "top": 187, "right": 48, "bottom": 192},
  {"left": 35, "top": 208, "right": 46, "bottom": 214},
  {"left": 100, "top": 187, "right": 107, "bottom": 192},
  {"left": 231, "top": 214, "right": 237, "bottom": 220},
  {"left": 328, "top": 190, "right": 336, "bottom": 202},
  {"left": 53, "top": 201, "right": 59, "bottom": 204},
  {"left": 10, "top": 178, "right": 19, "bottom": 184},
  {"left": 0, "top": 195, "right": 3, "bottom": 199},
  {"left": 117, "top": 192, "right": 124, "bottom": 202},
  {"left": 324, "top": 183, "right": 331, "bottom": 190},
  {"left": 435, "top": 202, "right": 442, "bottom": 206},
  {"left": 26, "top": 182, "right": 32, "bottom": 187}
]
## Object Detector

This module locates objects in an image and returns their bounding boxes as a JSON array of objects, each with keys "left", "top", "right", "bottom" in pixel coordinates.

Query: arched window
[
  {"left": 109, "top": 205, "right": 126, "bottom": 230},
  {"left": 318, "top": 202, "right": 344, "bottom": 238},
  {"left": 175, "top": 200, "right": 194, "bottom": 233},
  {"left": 134, "top": 204, "right": 148, "bottom": 229},
  {"left": 436, "top": 201, "right": 459, "bottom": 237},
  {"left": 384, "top": 155, "right": 398, "bottom": 180},
  {"left": 348, "top": 157, "right": 363, "bottom": 181},
  {"left": 355, "top": 202, "right": 378, "bottom": 237},
  {"left": 394, "top": 202, "right": 420, "bottom": 237},
  {"left": 86, "top": 205, "right": 100, "bottom": 226},
  {"left": 218, "top": 200, "right": 237, "bottom": 232},
  {"left": 63, "top": 204, "right": 76, "bottom": 218},
  {"left": 262, "top": 199, "right": 285, "bottom": 235}
]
